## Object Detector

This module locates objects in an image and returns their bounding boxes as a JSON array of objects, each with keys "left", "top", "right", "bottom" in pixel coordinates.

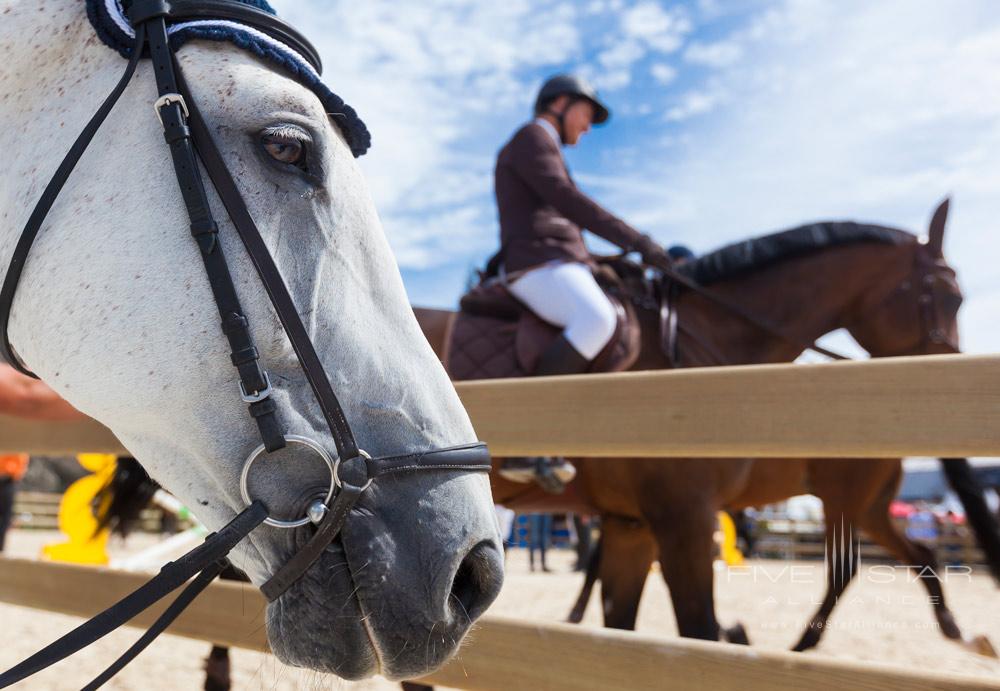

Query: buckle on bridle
[
  {"left": 239, "top": 371, "right": 272, "bottom": 403},
  {"left": 153, "top": 92, "right": 190, "bottom": 126}
]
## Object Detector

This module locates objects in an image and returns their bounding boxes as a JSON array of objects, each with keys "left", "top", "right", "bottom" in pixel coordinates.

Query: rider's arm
[
  {"left": 0, "top": 365, "right": 87, "bottom": 421},
  {"left": 510, "top": 125, "right": 652, "bottom": 253}
]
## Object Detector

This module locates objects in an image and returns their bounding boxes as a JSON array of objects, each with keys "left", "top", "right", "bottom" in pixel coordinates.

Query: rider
[
  {"left": 493, "top": 74, "right": 672, "bottom": 489},
  {"left": 495, "top": 74, "right": 672, "bottom": 373}
]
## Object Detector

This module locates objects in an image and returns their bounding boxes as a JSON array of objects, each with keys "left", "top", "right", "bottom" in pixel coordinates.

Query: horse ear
[{"left": 926, "top": 197, "right": 950, "bottom": 256}]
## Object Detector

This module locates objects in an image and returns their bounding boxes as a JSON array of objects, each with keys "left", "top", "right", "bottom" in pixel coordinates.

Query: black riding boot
[{"left": 533, "top": 334, "right": 591, "bottom": 376}]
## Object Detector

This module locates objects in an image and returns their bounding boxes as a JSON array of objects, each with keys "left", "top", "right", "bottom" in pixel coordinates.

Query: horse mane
[{"left": 676, "top": 222, "right": 913, "bottom": 286}]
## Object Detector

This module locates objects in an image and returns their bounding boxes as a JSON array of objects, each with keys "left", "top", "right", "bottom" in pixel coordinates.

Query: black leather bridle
[{"left": 0, "top": 2, "right": 491, "bottom": 687}]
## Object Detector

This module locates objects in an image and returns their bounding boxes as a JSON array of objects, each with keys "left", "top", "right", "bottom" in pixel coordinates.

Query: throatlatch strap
[{"left": 0, "top": 24, "right": 147, "bottom": 377}]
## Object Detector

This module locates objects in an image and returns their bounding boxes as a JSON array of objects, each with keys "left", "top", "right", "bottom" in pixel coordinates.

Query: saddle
[{"left": 446, "top": 261, "right": 641, "bottom": 381}]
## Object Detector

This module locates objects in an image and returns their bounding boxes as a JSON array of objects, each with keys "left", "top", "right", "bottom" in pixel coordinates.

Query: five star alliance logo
[{"left": 826, "top": 516, "right": 862, "bottom": 594}]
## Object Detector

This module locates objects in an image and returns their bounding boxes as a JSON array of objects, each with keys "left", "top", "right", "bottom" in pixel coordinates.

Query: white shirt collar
[{"left": 534, "top": 117, "right": 562, "bottom": 148}]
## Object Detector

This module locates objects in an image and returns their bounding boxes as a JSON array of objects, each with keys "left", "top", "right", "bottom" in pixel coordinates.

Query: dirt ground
[{"left": 1, "top": 529, "right": 999, "bottom": 689}]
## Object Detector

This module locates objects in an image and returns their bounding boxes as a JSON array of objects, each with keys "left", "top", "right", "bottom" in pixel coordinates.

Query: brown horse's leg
[
  {"left": 203, "top": 646, "right": 231, "bottom": 691},
  {"left": 791, "top": 512, "right": 860, "bottom": 652},
  {"left": 858, "top": 483, "right": 998, "bottom": 657},
  {"left": 598, "top": 518, "right": 656, "bottom": 630},
  {"left": 940, "top": 458, "right": 1000, "bottom": 585},
  {"left": 792, "top": 458, "right": 900, "bottom": 653},
  {"left": 567, "top": 534, "right": 602, "bottom": 623},
  {"left": 650, "top": 504, "right": 739, "bottom": 642},
  {"left": 202, "top": 564, "right": 253, "bottom": 691}
]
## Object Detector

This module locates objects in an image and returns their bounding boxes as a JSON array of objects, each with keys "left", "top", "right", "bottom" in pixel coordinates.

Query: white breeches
[{"left": 507, "top": 261, "right": 617, "bottom": 360}]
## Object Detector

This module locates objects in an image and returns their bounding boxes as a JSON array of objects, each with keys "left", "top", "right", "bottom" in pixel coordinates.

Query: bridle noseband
[
  {"left": 913, "top": 248, "right": 961, "bottom": 353},
  {"left": 0, "top": 2, "right": 491, "bottom": 687},
  {"left": 870, "top": 244, "right": 961, "bottom": 357}
]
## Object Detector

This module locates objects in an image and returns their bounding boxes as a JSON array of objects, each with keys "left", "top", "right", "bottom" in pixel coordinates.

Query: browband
[{"left": 126, "top": 0, "right": 323, "bottom": 74}]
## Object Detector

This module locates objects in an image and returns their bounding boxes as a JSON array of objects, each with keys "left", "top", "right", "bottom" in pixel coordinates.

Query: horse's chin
[
  {"left": 265, "top": 543, "right": 380, "bottom": 680},
  {"left": 263, "top": 540, "right": 484, "bottom": 681}
]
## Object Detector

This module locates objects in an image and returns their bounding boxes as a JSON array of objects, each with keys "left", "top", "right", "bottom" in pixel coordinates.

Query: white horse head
[{"left": 0, "top": 0, "right": 502, "bottom": 680}]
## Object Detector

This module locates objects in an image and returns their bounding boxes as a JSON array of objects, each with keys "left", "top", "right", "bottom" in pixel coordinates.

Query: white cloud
[
  {"left": 696, "top": 0, "right": 725, "bottom": 20},
  {"left": 684, "top": 39, "right": 743, "bottom": 67},
  {"left": 620, "top": 2, "right": 692, "bottom": 53},
  {"left": 598, "top": 38, "right": 646, "bottom": 69},
  {"left": 384, "top": 203, "right": 495, "bottom": 271},
  {"left": 650, "top": 62, "right": 678, "bottom": 84},
  {"left": 664, "top": 86, "right": 726, "bottom": 121},
  {"left": 585, "top": 0, "right": 623, "bottom": 14},
  {"left": 593, "top": 38, "right": 647, "bottom": 90},
  {"left": 960, "top": 289, "right": 1000, "bottom": 354}
]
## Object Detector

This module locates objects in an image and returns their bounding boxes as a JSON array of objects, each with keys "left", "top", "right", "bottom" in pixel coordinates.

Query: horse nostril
[{"left": 449, "top": 541, "right": 503, "bottom": 623}]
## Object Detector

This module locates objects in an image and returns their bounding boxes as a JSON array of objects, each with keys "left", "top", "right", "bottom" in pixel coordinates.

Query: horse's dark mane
[{"left": 676, "top": 222, "right": 913, "bottom": 286}]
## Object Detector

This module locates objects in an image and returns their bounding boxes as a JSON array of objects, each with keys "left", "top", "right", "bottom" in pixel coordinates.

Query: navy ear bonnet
[{"left": 87, "top": 0, "right": 371, "bottom": 157}]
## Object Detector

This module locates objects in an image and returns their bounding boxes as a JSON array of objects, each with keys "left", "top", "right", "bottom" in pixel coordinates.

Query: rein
[
  {"left": 0, "top": 1, "right": 491, "bottom": 686},
  {"left": 654, "top": 261, "right": 851, "bottom": 362},
  {"left": 649, "top": 233, "right": 950, "bottom": 367}
]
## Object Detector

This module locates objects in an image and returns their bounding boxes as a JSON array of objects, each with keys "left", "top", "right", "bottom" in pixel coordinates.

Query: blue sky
[{"left": 271, "top": 0, "right": 1000, "bottom": 355}]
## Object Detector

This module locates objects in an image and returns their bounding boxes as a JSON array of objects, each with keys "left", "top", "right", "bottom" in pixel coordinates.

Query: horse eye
[{"left": 262, "top": 134, "right": 306, "bottom": 168}]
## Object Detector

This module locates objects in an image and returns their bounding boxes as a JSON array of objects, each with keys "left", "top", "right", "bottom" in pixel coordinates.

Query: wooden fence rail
[
  {"left": 751, "top": 518, "right": 986, "bottom": 565},
  {"left": 0, "top": 557, "right": 995, "bottom": 691},
  {"left": 0, "top": 353, "right": 997, "bottom": 458},
  {"left": 11, "top": 492, "right": 171, "bottom": 532},
  {"left": 1, "top": 354, "right": 998, "bottom": 688}
]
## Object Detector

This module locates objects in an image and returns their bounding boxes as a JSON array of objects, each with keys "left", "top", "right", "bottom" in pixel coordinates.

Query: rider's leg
[
  {"left": 501, "top": 262, "right": 615, "bottom": 491},
  {"left": 508, "top": 261, "right": 617, "bottom": 375}
]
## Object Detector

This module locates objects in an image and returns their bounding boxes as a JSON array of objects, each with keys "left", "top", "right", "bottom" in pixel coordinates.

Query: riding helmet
[{"left": 534, "top": 74, "right": 611, "bottom": 124}]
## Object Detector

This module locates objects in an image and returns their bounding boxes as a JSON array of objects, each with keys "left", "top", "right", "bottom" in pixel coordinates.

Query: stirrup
[{"left": 498, "top": 457, "right": 576, "bottom": 494}]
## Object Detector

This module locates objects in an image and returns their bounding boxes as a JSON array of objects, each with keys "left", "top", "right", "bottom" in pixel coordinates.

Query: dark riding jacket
[{"left": 494, "top": 121, "right": 646, "bottom": 273}]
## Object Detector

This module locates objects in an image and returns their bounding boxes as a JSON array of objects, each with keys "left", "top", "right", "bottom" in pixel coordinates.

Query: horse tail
[
  {"left": 93, "top": 457, "right": 159, "bottom": 538},
  {"left": 940, "top": 457, "right": 1000, "bottom": 584}
]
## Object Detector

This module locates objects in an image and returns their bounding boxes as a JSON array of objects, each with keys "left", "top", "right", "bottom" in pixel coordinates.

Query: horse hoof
[
  {"left": 725, "top": 623, "right": 750, "bottom": 645},
  {"left": 966, "top": 635, "right": 999, "bottom": 658},
  {"left": 792, "top": 630, "right": 820, "bottom": 652}
]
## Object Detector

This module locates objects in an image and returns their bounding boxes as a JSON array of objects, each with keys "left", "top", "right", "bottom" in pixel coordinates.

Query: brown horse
[{"left": 415, "top": 200, "right": 998, "bottom": 657}]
